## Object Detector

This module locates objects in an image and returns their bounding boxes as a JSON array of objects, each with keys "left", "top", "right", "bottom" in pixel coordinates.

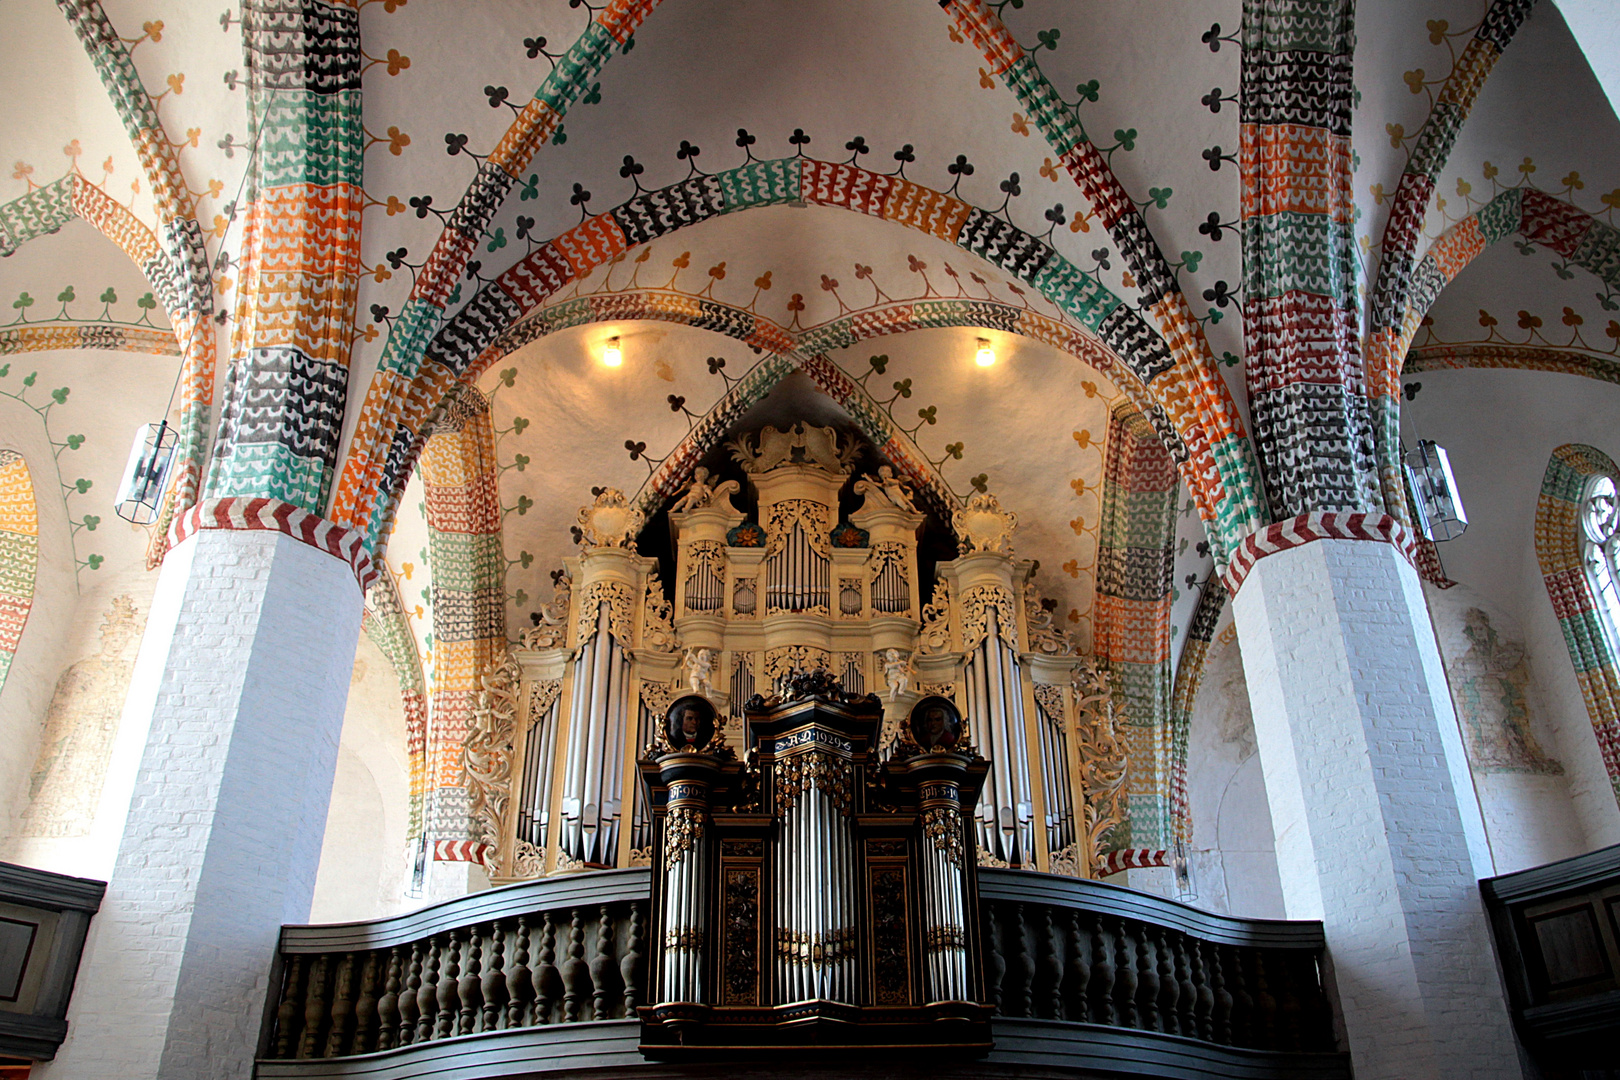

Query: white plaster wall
[
  {"left": 309, "top": 631, "right": 413, "bottom": 923},
  {"left": 1424, "top": 581, "right": 1586, "bottom": 873},
  {"left": 1184, "top": 633, "right": 1285, "bottom": 920},
  {"left": 1401, "top": 367, "right": 1620, "bottom": 849}
]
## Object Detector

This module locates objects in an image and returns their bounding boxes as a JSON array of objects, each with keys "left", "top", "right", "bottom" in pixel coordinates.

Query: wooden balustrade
[
  {"left": 260, "top": 871, "right": 650, "bottom": 1062},
  {"left": 976, "top": 869, "right": 1338, "bottom": 1056}
]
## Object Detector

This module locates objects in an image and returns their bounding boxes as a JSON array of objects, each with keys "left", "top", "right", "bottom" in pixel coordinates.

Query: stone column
[
  {"left": 39, "top": 509, "right": 368, "bottom": 1080},
  {"left": 1231, "top": 531, "right": 1520, "bottom": 1080}
]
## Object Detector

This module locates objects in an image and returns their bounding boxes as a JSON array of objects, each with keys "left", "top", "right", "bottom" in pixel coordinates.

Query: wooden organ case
[
  {"left": 472, "top": 421, "right": 1127, "bottom": 904},
  {"left": 636, "top": 675, "right": 993, "bottom": 1054}
]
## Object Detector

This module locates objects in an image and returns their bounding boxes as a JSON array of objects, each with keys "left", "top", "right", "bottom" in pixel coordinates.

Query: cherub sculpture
[
  {"left": 671, "top": 466, "right": 739, "bottom": 514},
  {"left": 854, "top": 464, "right": 918, "bottom": 513},
  {"left": 882, "top": 648, "right": 912, "bottom": 702},
  {"left": 684, "top": 646, "right": 715, "bottom": 699}
]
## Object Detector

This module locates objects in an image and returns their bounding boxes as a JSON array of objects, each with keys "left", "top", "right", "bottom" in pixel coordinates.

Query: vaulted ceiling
[{"left": 4, "top": 0, "right": 1618, "bottom": 673}]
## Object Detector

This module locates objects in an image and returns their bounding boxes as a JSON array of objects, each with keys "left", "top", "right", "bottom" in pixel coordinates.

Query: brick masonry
[
  {"left": 1232, "top": 537, "right": 1517, "bottom": 1080},
  {"left": 39, "top": 527, "right": 362, "bottom": 1080}
]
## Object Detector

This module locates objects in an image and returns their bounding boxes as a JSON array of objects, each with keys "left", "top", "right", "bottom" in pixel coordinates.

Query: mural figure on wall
[
  {"left": 1447, "top": 608, "right": 1563, "bottom": 775},
  {"left": 20, "top": 595, "right": 145, "bottom": 837}
]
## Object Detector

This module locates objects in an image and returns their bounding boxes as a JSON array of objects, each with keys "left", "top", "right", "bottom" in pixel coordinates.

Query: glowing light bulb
[
  {"left": 602, "top": 336, "right": 623, "bottom": 367},
  {"left": 975, "top": 337, "right": 995, "bottom": 367}
]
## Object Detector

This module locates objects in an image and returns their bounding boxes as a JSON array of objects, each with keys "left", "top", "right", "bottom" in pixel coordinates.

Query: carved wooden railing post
[
  {"left": 562, "top": 909, "right": 587, "bottom": 1022},
  {"left": 376, "top": 946, "right": 402, "bottom": 1050},
  {"left": 1154, "top": 928, "right": 1178, "bottom": 1036},
  {"left": 1090, "top": 915, "right": 1116, "bottom": 1025},
  {"left": 1135, "top": 925, "right": 1160, "bottom": 1032},
  {"left": 458, "top": 928, "right": 483, "bottom": 1035},
  {"left": 1113, "top": 917, "right": 1138, "bottom": 1028},
  {"left": 437, "top": 931, "right": 461, "bottom": 1040},
  {"left": 299, "top": 954, "right": 329, "bottom": 1058},
  {"left": 1062, "top": 909, "right": 1088, "bottom": 1023},
  {"left": 353, "top": 950, "right": 380, "bottom": 1052},
  {"left": 620, "top": 903, "right": 645, "bottom": 1013},
  {"left": 399, "top": 942, "right": 422, "bottom": 1045},
  {"left": 1208, "top": 941, "right": 1231, "bottom": 1045},
  {"left": 590, "top": 904, "right": 617, "bottom": 1020},
  {"left": 324, "top": 951, "right": 356, "bottom": 1056},
  {"left": 484, "top": 921, "right": 509, "bottom": 1031},
  {"left": 506, "top": 916, "right": 534, "bottom": 1028},
  {"left": 535, "top": 911, "right": 561, "bottom": 1025},
  {"left": 983, "top": 903, "right": 1006, "bottom": 1013},
  {"left": 274, "top": 954, "right": 305, "bottom": 1058},
  {"left": 415, "top": 936, "right": 440, "bottom": 1044}
]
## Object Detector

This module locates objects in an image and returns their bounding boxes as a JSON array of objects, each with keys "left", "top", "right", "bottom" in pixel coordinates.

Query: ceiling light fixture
[
  {"left": 602, "top": 336, "right": 623, "bottom": 367},
  {"left": 975, "top": 337, "right": 995, "bottom": 368}
]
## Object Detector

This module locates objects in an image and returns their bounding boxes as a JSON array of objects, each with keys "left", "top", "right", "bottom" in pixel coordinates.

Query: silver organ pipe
[
  {"left": 872, "top": 556, "right": 908, "bottom": 613},
  {"left": 516, "top": 693, "right": 560, "bottom": 848},
  {"left": 684, "top": 551, "right": 724, "bottom": 612},
  {"left": 1036, "top": 694, "right": 1076, "bottom": 857},
  {"left": 766, "top": 523, "right": 829, "bottom": 612},
  {"left": 561, "top": 606, "right": 631, "bottom": 866},
  {"left": 969, "top": 606, "right": 1035, "bottom": 867}
]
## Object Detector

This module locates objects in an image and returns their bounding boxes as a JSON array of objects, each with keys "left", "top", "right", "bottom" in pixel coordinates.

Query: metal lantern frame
[
  {"left": 1404, "top": 438, "right": 1468, "bottom": 542},
  {"left": 113, "top": 420, "right": 178, "bottom": 526}
]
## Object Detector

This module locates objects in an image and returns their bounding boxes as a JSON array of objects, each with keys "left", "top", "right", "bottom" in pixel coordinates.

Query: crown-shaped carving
[
  {"left": 727, "top": 422, "right": 859, "bottom": 475},
  {"left": 577, "top": 488, "right": 645, "bottom": 550},
  {"left": 952, "top": 490, "right": 1017, "bottom": 554}
]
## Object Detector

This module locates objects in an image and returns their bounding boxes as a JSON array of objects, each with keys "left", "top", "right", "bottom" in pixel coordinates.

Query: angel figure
[
  {"left": 671, "top": 466, "right": 738, "bottom": 514},
  {"left": 855, "top": 464, "right": 918, "bottom": 513},
  {"left": 684, "top": 646, "right": 715, "bottom": 698},
  {"left": 882, "top": 648, "right": 912, "bottom": 702}
]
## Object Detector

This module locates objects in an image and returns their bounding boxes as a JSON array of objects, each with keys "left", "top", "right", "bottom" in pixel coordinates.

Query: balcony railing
[{"left": 258, "top": 868, "right": 1347, "bottom": 1079}]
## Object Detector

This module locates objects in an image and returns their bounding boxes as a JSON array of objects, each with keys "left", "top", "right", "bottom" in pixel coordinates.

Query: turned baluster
[
  {"left": 353, "top": 951, "right": 381, "bottom": 1053},
  {"left": 458, "top": 927, "right": 484, "bottom": 1035},
  {"left": 1267, "top": 951, "right": 1301, "bottom": 1052},
  {"left": 1208, "top": 942, "right": 1232, "bottom": 1045},
  {"left": 1249, "top": 949, "right": 1277, "bottom": 1050},
  {"left": 1225, "top": 945, "right": 1254, "bottom": 1046},
  {"left": 561, "top": 908, "right": 588, "bottom": 1023},
  {"left": 589, "top": 904, "right": 618, "bottom": 1020},
  {"left": 1299, "top": 953, "right": 1334, "bottom": 1050},
  {"left": 437, "top": 931, "right": 462, "bottom": 1039},
  {"left": 982, "top": 902, "right": 1006, "bottom": 1014},
  {"left": 398, "top": 942, "right": 423, "bottom": 1045},
  {"left": 376, "top": 947, "right": 403, "bottom": 1051},
  {"left": 415, "top": 936, "right": 441, "bottom": 1043},
  {"left": 535, "top": 911, "right": 562, "bottom": 1024},
  {"left": 1062, "top": 909, "right": 1090, "bottom": 1023},
  {"left": 483, "top": 922, "right": 509, "bottom": 1031},
  {"left": 325, "top": 952, "right": 357, "bottom": 1057},
  {"left": 298, "top": 954, "right": 330, "bottom": 1059},
  {"left": 1153, "top": 928, "right": 1179, "bottom": 1036},
  {"left": 1134, "top": 922, "right": 1160, "bottom": 1032},
  {"left": 506, "top": 916, "right": 534, "bottom": 1027},
  {"left": 1188, "top": 939, "right": 1214, "bottom": 1042},
  {"left": 1090, "top": 915, "right": 1116, "bottom": 1025},
  {"left": 1010, "top": 903, "right": 1035, "bottom": 1017},
  {"left": 273, "top": 954, "right": 306, "bottom": 1058},
  {"left": 1113, "top": 917, "right": 1138, "bottom": 1028},
  {"left": 620, "top": 903, "right": 645, "bottom": 1013},
  {"left": 1035, "top": 905, "right": 1063, "bottom": 1019}
]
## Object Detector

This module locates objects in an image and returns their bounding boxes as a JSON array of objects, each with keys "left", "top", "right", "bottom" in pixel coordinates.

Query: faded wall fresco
[
  {"left": 1447, "top": 607, "right": 1563, "bottom": 775},
  {"left": 19, "top": 594, "right": 143, "bottom": 837}
]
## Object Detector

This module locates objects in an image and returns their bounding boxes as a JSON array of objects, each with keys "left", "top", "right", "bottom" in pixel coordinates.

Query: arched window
[
  {"left": 1536, "top": 445, "right": 1620, "bottom": 809},
  {"left": 1583, "top": 474, "right": 1620, "bottom": 646}
]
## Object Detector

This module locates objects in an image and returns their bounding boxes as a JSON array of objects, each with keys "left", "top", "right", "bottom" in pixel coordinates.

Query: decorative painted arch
[
  {"left": 338, "top": 161, "right": 1258, "bottom": 571},
  {"left": 55, "top": 1, "right": 218, "bottom": 519},
  {"left": 418, "top": 386, "right": 507, "bottom": 856},
  {"left": 1167, "top": 581, "right": 1228, "bottom": 848},
  {"left": 0, "top": 324, "right": 178, "bottom": 359},
  {"left": 1405, "top": 343, "right": 1620, "bottom": 384},
  {"left": 361, "top": 567, "right": 430, "bottom": 851},
  {"left": 0, "top": 450, "right": 39, "bottom": 698},
  {"left": 1093, "top": 401, "right": 1179, "bottom": 874},
  {"left": 333, "top": 0, "right": 659, "bottom": 536},
  {"left": 1536, "top": 443, "right": 1620, "bottom": 808},
  {"left": 938, "top": 0, "right": 1263, "bottom": 544}
]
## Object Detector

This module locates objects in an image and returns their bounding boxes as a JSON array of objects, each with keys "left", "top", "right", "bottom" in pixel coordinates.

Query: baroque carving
[
  {"left": 578, "top": 580, "right": 636, "bottom": 645},
  {"left": 464, "top": 650, "right": 524, "bottom": 874},
  {"left": 722, "top": 867, "right": 760, "bottom": 1005},
  {"left": 952, "top": 490, "right": 1017, "bottom": 554},
  {"left": 520, "top": 573, "right": 572, "bottom": 650},
  {"left": 916, "top": 681, "right": 957, "bottom": 702},
  {"left": 763, "top": 644, "right": 832, "bottom": 690},
  {"left": 671, "top": 466, "right": 740, "bottom": 514},
  {"left": 959, "top": 583, "right": 1018, "bottom": 653},
  {"left": 853, "top": 465, "right": 918, "bottom": 513},
  {"left": 918, "top": 578, "right": 953, "bottom": 655},
  {"left": 664, "top": 806, "right": 704, "bottom": 866},
  {"left": 763, "top": 499, "right": 832, "bottom": 559},
  {"left": 576, "top": 488, "right": 645, "bottom": 550},
  {"left": 774, "top": 750, "right": 855, "bottom": 815},
  {"left": 728, "top": 422, "right": 857, "bottom": 474},
  {"left": 1073, "top": 660, "right": 1129, "bottom": 877},
  {"left": 642, "top": 573, "right": 680, "bottom": 653},
  {"left": 1031, "top": 682, "right": 1066, "bottom": 726},
  {"left": 922, "top": 806, "right": 965, "bottom": 867},
  {"left": 1024, "top": 581, "right": 1080, "bottom": 657}
]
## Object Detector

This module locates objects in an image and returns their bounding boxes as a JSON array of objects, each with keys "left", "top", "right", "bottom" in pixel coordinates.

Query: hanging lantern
[
  {"left": 1404, "top": 439, "right": 1468, "bottom": 542},
  {"left": 113, "top": 421, "right": 177, "bottom": 525}
]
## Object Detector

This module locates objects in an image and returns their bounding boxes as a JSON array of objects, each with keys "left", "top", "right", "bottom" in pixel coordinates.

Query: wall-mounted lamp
[
  {"left": 113, "top": 420, "right": 177, "bottom": 525},
  {"left": 1404, "top": 439, "right": 1468, "bottom": 541},
  {"left": 601, "top": 336, "right": 623, "bottom": 367},
  {"left": 975, "top": 337, "right": 996, "bottom": 368}
]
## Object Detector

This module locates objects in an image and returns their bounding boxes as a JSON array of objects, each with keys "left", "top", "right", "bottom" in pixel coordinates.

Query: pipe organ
[{"left": 465, "top": 423, "right": 1127, "bottom": 891}]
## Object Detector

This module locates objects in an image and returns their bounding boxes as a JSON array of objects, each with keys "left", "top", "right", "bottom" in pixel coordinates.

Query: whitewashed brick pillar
[
  {"left": 38, "top": 508, "right": 368, "bottom": 1080},
  {"left": 1231, "top": 528, "right": 1521, "bottom": 1080}
]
